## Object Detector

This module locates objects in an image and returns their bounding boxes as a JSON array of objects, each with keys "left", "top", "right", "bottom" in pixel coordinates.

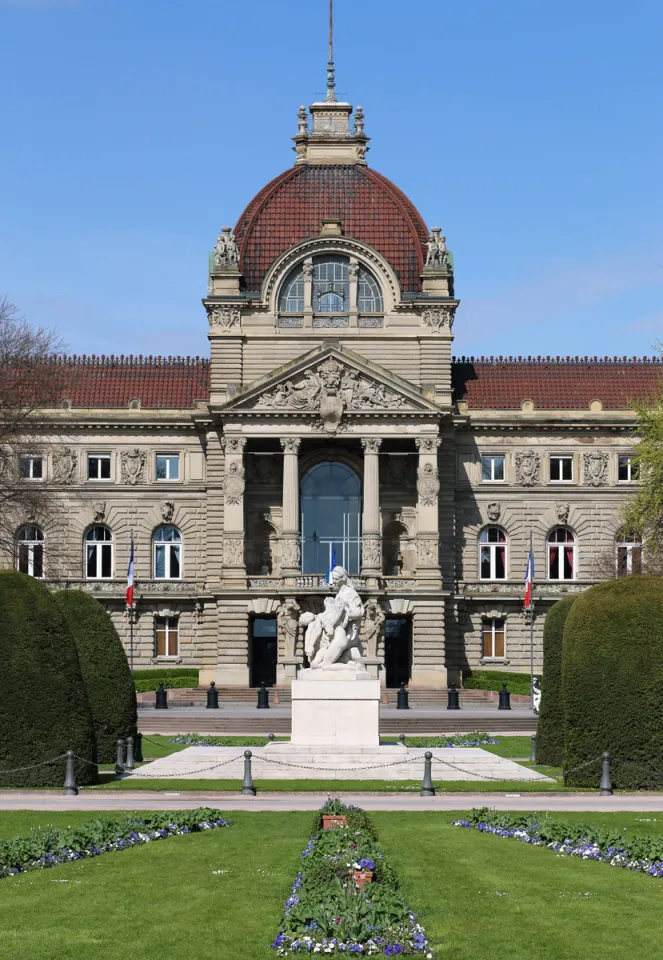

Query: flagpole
[
  {"left": 129, "top": 529, "right": 134, "bottom": 674},
  {"left": 529, "top": 530, "right": 534, "bottom": 711}
]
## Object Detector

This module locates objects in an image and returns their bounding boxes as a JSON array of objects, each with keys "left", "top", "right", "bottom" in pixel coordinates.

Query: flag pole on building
[
  {"left": 126, "top": 531, "right": 135, "bottom": 673},
  {"left": 525, "top": 531, "right": 535, "bottom": 710}
]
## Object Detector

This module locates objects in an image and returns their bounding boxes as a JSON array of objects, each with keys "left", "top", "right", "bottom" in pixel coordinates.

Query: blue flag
[{"left": 327, "top": 542, "right": 337, "bottom": 583}]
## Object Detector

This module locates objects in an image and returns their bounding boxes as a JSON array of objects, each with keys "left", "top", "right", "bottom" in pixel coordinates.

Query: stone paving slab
[{"left": 128, "top": 744, "right": 551, "bottom": 782}]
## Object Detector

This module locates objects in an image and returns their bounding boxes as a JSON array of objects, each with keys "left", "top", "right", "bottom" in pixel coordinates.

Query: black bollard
[
  {"left": 398, "top": 733, "right": 406, "bottom": 746},
  {"left": 241, "top": 749, "right": 256, "bottom": 796},
  {"left": 125, "top": 736, "right": 135, "bottom": 772},
  {"left": 498, "top": 681, "right": 511, "bottom": 710},
  {"left": 268, "top": 733, "right": 275, "bottom": 742},
  {"left": 155, "top": 681, "right": 168, "bottom": 709},
  {"left": 447, "top": 682, "right": 460, "bottom": 710},
  {"left": 63, "top": 749, "right": 78, "bottom": 796},
  {"left": 206, "top": 681, "right": 219, "bottom": 710},
  {"left": 599, "top": 751, "right": 613, "bottom": 797},
  {"left": 420, "top": 751, "right": 435, "bottom": 797},
  {"left": 134, "top": 732, "right": 144, "bottom": 763},
  {"left": 115, "top": 738, "right": 125, "bottom": 776},
  {"left": 530, "top": 735, "right": 537, "bottom": 764},
  {"left": 257, "top": 683, "right": 269, "bottom": 709},
  {"left": 397, "top": 682, "right": 409, "bottom": 710}
]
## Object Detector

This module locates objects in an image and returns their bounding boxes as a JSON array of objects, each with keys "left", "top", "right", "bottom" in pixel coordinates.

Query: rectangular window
[
  {"left": 618, "top": 456, "right": 639, "bottom": 482},
  {"left": 617, "top": 543, "right": 642, "bottom": 576},
  {"left": 19, "top": 454, "right": 43, "bottom": 480},
  {"left": 482, "top": 618, "right": 505, "bottom": 659},
  {"left": 156, "top": 454, "right": 180, "bottom": 481},
  {"left": 88, "top": 454, "right": 111, "bottom": 480},
  {"left": 155, "top": 616, "right": 179, "bottom": 658},
  {"left": 550, "top": 455, "right": 573, "bottom": 482},
  {"left": 481, "top": 455, "right": 505, "bottom": 482},
  {"left": 86, "top": 542, "right": 112, "bottom": 579}
]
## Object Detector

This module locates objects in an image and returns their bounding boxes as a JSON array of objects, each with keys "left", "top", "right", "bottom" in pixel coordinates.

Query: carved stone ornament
[
  {"left": 222, "top": 436, "right": 247, "bottom": 454},
  {"left": 362, "top": 599, "right": 385, "bottom": 658},
  {"left": 281, "top": 537, "right": 301, "bottom": 568},
  {"left": 362, "top": 536, "right": 382, "bottom": 570},
  {"left": 223, "top": 537, "right": 244, "bottom": 567},
  {"left": 417, "top": 537, "right": 439, "bottom": 567},
  {"left": 556, "top": 501, "right": 570, "bottom": 524},
  {"left": 213, "top": 226, "right": 239, "bottom": 269},
  {"left": 223, "top": 461, "right": 245, "bottom": 505},
  {"left": 92, "top": 501, "right": 106, "bottom": 522},
  {"left": 302, "top": 259, "right": 313, "bottom": 278},
  {"left": 161, "top": 500, "right": 175, "bottom": 523},
  {"left": 424, "top": 227, "right": 453, "bottom": 272},
  {"left": 487, "top": 502, "right": 501, "bottom": 522},
  {"left": 421, "top": 306, "right": 454, "bottom": 334},
  {"left": 417, "top": 463, "right": 440, "bottom": 506},
  {"left": 256, "top": 359, "right": 408, "bottom": 433},
  {"left": 415, "top": 437, "right": 440, "bottom": 454},
  {"left": 120, "top": 448, "right": 146, "bottom": 485},
  {"left": 583, "top": 452, "right": 608, "bottom": 487},
  {"left": 277, "top": 599, "right": 300, "bottom": 658},
  {"left": 515, "top": 450, "right": 541, "bottom": 487},
  {"left": 208, "top": 305, "right": 241, "bottom": 331},
  {"left": 361, "top": 438, "right": 382, "bottom": 455},
  {"left": 280, "top": 438, "right": 301, "bottom": 455},
  {"left": 53, "top": 447, "right": 78, "bottom": 484},
  {"left": 298, "top": 566, "right": 366, "bottom": 674}
]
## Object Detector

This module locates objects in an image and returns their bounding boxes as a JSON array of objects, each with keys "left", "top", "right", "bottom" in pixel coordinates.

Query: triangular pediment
[{"left": 220, "top": 345, "right": 441, "bottom": 427}]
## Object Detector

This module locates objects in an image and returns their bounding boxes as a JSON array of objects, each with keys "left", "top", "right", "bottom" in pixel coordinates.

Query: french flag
[
  {"left": 524, "top": 537, "right": 534, "bottom": 609},
  {"left": 126, "top": 537, "right": 135, "bottom": 608}
]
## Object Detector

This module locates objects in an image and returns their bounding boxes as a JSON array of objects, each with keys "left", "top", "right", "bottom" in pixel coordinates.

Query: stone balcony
[{"left": 461, "top": 580, "right": 593, "bottom": 600}]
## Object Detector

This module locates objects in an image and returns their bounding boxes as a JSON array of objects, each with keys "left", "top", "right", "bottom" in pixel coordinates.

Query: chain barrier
[
  {"left": 0, "top": 753, "right": 68, "bottom": 776},
  {"left": 72, "top": 754, "right": 102, "bottom": 767},
  {"left": 256, "top": 754, "right": 422, "bottom": 774},
  {"left": 127, "top": 753, "right": 247, "bottom": 780}
]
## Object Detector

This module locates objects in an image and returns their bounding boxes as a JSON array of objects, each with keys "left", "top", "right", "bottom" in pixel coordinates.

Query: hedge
[
  {"left": 463, "top": 669, "right": 531, "bottom": 696},
  {"left": 134, "top": 677, "right": 199, "bottom": 693},
  {"left": 0, "top": 572, "right": 97, "bottom": 787},
  {"left": 536, "top": 597, "right": 576, "bottom": 766},
  {"left": 563, "top": 577, "right": 663, "bottom": 788},
  {"left": 132, "top": 668, "right": 199, "bottom": 681},
  {"left": 55, "top": 590, "right": 137, "bottom": 764}
]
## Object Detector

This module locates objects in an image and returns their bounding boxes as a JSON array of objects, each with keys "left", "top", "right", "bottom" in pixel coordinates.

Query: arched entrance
[{"left": 301, "top": 462, "right": 361, "bottom": 574}]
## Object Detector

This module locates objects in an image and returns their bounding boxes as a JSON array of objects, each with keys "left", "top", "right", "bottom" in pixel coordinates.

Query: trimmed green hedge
[
  {"left": 134, "top": 677, "right": 199, "bottom": 693},
  {"left": 0, "top": 572, "right": 97, "bottom": 787},
  {"left": 132, "top": 668, "right": 199, "bottom": 681},
  {"left": 536, "top": 597, "right": 576, "bottom": 766},
  {"left": 55, "top": 590, "right": 137, "bottom": 764},
  {"left": 563, "top": 577, "right": 663, "bottom": 788},
  {"left": 463, "top": 670, "right": 531, "bottom": 696}
]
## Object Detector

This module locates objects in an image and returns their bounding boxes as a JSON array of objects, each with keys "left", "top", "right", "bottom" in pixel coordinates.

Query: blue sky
[{"left": 1, "top": 0, "right": 661, "bottom": 359}]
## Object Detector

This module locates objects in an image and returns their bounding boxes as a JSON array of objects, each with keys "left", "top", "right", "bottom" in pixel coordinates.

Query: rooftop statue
[
  {"left": 299, "top": 566, "right": 366, "bottom": 673},
  {"left": 213, "top": 226, "right": 239, "bottom": 269},
  {"left": 425, "top": 226, "right": 453, "bottom": 272}
]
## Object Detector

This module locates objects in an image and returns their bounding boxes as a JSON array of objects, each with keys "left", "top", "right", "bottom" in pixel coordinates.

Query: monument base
[{"left": 291, "top": 674, "right": 381, "bottom": 747}]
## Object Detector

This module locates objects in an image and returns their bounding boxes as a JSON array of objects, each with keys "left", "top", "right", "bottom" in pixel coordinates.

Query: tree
[
  {"left": 622, "top": 351, "right": 663, "bottom": 558},
  {"left": 0, "top": 295, "right": 68, "bottom": 561},
  {"left": 54, "top": 590, "right": 137, "bottom": 763}
]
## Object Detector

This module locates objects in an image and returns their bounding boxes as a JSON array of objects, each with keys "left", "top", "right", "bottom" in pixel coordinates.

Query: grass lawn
[
  {"left": 95, "top": 775, "right": 571, "bottom": 792},
  {"left": 2, "top": 810, "right": 663, "bottom": 958}
]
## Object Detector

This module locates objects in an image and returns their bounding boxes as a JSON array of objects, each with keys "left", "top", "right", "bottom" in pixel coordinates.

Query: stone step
[{"left": 138, "top": 714, "right": 536, "bottom": 735}]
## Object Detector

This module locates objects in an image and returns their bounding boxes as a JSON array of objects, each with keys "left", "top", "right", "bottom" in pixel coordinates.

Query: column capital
[
  {"left": 415, "top": 437, "right": 440, "bottom": 453},
  {"left": 222, "top": 436, "right": 247, "bottom": 454},
  {"left": 361, "top": 438, "right": 382, "bottom": 454},
  {"left": 280, "top": 437, "right": 302, "bottom": 454}
]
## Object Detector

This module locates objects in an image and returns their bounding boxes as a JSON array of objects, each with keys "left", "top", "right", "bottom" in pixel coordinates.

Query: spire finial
[{"left": 326, "top": 0, "right": 336, "bottom": 101}]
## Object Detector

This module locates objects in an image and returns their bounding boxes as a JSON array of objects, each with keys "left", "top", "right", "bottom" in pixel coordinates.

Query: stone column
[
  {"left": 221, "top": 436, "right": 247, "bottom": 581},
  {"left": 303, "top": 258, "right": 313, "bottom": 329},
  {"left": 280, "top": 437, "right": 301, "bottom": 579},
  {"left": 349, "top": 258, "right": 359, "bottom": 328},
  {"left": 415, "top": 436, "right": 441, "bottom": 583},
  {"left": 361, "top": 438, "right": 382, "bottom": 577}
]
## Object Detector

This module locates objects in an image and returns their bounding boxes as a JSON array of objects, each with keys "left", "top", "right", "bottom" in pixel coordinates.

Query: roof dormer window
[
  {"left": 313, "top": 256, "right": 349, "bottom": 312},
  {"left": 278, "top": 254, "right": 383, "bottom": 320}
]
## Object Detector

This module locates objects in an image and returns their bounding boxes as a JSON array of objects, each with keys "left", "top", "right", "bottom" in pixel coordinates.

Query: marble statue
[
  {"left": 299, "top": 566, "right": 366, "bottom": 673},
  {"left": 213, "top": 226, "right": 239, "bottom": 269},
  {"left": 532, "top": 677, "right": 542, "bottom": 714}
]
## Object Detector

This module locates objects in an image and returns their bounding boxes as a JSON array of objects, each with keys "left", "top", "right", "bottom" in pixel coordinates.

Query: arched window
[
  {"left": 278, "top": 265, "right": 305, "bottom": 313},
  {"left": 357, "top": 266, "right": 384, "bottom": 312},
  {"left": 154, "top": 525, "right": 182, "bottom": 579},
  {"left": 17, "top": 525, "right": 44, "bottom": 578},
  {"left": 313, "top": 256, "right": 349, "bottom": 312},
  {"left": 479, "top": 527, "right": 507, "bottom": 580},
  {"left": 86, "top": 525, "right": 113, "bottom": 579},
  {"left": 548, "top": 527, "right": 576, "bottom": 580},
  {"left": 616, "top": 529, "right": 642, "bottom": 577},
  {"left": 301, "top": 462, "right": 361, "bottom": 575}
]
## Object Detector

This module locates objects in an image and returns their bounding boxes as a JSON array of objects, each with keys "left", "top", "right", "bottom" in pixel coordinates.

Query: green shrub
[
  {"left": 563, "top": 577, "right": 663, "bottom": 788},
  {"left": 0, "top": 572, "right": 96, "bottom": 787},
  {"left": 536, "top": 597, "right": 576, "bottom": 766},
  {"left": 134, "top": 677, "right": 199, "bottom": 693},
  {"left": 54, "top": 590, "right": 137, "bottom": 764},
  {"left": 132, "top": 668, "right": 199, "bottom": 681},
  {"left": 463, "top": 670, "right": 531, "bottom": 696}
]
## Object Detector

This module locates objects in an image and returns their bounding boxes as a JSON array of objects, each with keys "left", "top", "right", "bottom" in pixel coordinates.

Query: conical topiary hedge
[
  {"left": 536, "top": 596, "right": 577, "bottom": 767},
  {"left": 55, "top": 590, "right": 137, "bottom": 763},
  {"left": 0, "top": 571, "right": 97, "bottom": 787}
]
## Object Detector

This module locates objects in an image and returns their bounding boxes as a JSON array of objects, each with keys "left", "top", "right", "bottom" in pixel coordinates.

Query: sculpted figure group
[{"left": 299, "top": 566, "right": 367, "bottom": 673}]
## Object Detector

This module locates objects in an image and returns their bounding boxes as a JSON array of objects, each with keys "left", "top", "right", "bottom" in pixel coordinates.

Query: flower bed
[
  {"left": 453, "top": 808, "right": 663, "bottom": 878},
  {"left": 271, "top": 799, "right": 433, "bottom": 957},
  {"left": 397, "top": 734, "right": 499, "bottom": 748},
  {"left": 0, "top": 808, "right": 231, "bottom": 880},
  {"left": 169, "top": 735, "right": 284, "bottom": 747}
]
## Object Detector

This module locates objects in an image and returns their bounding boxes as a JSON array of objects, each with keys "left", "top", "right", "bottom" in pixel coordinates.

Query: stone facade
[{"left": 3, "top": 82, "right": 658, "bottom": 688}]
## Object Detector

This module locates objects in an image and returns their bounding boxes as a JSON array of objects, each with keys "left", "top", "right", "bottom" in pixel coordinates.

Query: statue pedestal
[
  {"left": 277, "top": 657, "right": 300, "bottom": 685},
  {"left": 291, "top": 674, "right": 380, "bottom": 747}
]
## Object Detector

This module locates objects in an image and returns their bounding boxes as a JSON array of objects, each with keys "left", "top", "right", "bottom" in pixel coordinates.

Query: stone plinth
[{"left": 291, "top": 674, "right": 380, "bottom": 747}]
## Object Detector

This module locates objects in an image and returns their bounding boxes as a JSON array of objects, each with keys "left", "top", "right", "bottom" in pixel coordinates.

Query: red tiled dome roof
[{"left": 234, "top": 165, "right": 429, "bottom": 294}]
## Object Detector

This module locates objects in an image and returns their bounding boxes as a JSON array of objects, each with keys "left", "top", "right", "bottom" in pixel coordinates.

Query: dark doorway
[
  {"left": 250, "top": 616, "right": 277, "bottom": 687},
  {"left": 384, "top": 617, "right": 412, "bottom": 688}
]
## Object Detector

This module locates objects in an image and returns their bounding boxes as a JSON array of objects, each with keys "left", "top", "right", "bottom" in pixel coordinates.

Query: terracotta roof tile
[
  {"left": 452, "top": 357, "right": 663, "bottom": 410},
  {"left": 234, "top": 165, "right": 429, "bottom": 293}
]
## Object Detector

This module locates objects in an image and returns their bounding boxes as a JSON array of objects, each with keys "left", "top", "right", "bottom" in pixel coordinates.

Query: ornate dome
[{"left": 234, "top": 165, "right": 429, "bottom": 296}]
